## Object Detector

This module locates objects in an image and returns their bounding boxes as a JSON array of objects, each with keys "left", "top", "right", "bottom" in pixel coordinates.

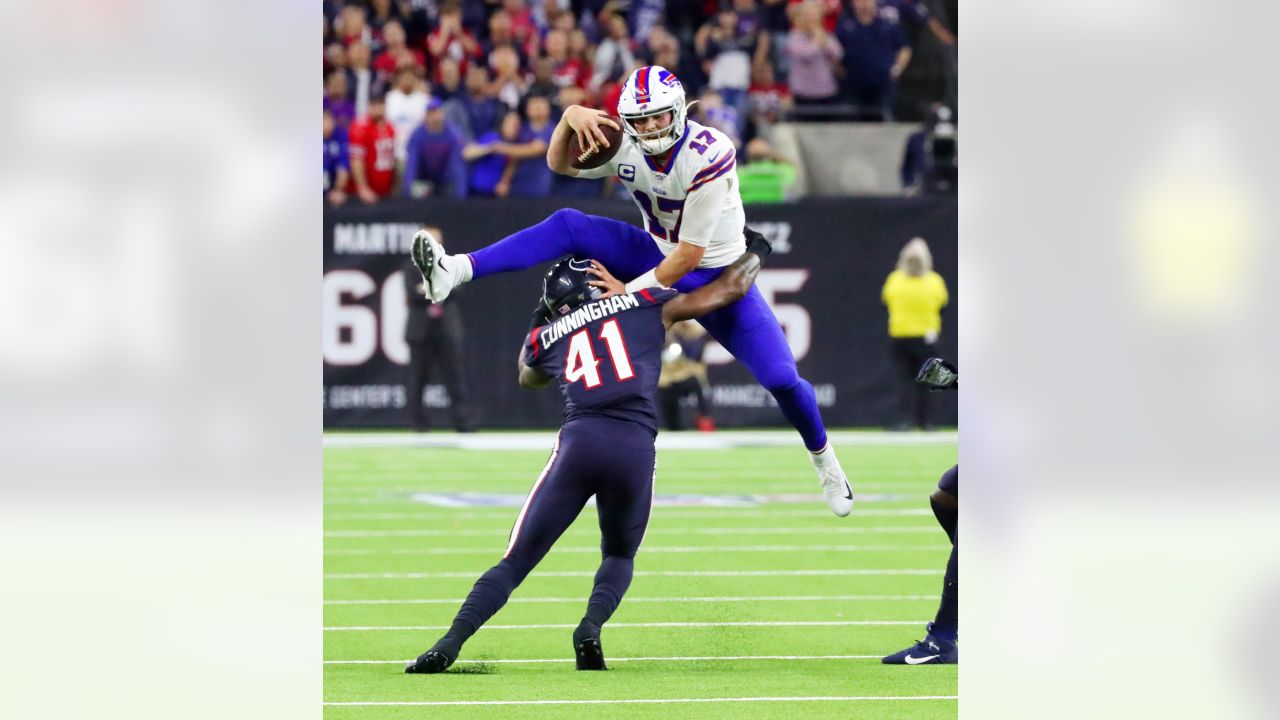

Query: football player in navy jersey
[{"left": 405, "top": 232, "right": 774, "bottom": 675}]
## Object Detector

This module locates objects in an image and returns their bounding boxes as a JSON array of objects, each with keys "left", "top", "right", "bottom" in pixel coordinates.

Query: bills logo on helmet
[{"left": 659, "top": 69, "right": 680, "bottom": 88}]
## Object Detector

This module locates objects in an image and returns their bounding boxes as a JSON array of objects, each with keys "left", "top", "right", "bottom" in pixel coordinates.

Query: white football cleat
[
  {"left": 410, "top": 228, "right": 468, "bottom": 302},
  {"left": 811, "top": 445, "right": 853, "bottom": 517}
]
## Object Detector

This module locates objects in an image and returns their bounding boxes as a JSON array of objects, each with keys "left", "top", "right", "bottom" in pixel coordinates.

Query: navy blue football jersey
[{"left": 523, "top": 288, "right": 678, "bottom": 434}]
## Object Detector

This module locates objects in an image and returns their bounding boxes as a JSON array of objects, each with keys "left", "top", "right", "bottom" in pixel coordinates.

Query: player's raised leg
[
  {"left": 411, "top": 210, "right": 660, "bottom": 303},
  {"left": 573, "top": 426, "right": 656, "bottom": 670},
  {"left": 405, "top": 432, "right": 593, "bottom": 674},
  {"left": 695, "top": 286, "right": 853, "bottom": 516}
]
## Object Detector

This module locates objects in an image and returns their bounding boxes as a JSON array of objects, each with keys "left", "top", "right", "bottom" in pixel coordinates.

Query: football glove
[
  {"left": 743, "top": 225, "right": 773, "bottom": 262},
  {"left": 916, "top": 358, "right": 958, "bottom": 391}
]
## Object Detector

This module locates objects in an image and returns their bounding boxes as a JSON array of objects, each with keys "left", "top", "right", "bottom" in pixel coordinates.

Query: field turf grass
[{"left": 325, "top": 433, "right": 958, "bottom": 719}]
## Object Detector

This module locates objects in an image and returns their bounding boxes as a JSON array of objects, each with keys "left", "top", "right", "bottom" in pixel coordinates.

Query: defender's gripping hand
[
  {"left": 916, "top": 358, "right": 958, "bottom": 391},
  {"left": 744, "top": 225, "right": 773, "bottom": 262}
]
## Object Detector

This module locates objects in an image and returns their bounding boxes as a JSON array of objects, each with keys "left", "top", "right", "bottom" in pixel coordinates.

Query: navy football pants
[{"left": 447, "top": 418, "right": 655, "bottom": 639}]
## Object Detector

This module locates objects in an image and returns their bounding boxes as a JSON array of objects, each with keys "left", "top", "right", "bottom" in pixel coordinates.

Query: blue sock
[{"left": 769, "top": 378, "right": 828, "bottom": 452}]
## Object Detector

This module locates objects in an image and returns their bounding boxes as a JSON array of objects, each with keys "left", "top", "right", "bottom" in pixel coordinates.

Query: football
[{"left": 568, "top": 117, "right": 624, "bottom": 170}]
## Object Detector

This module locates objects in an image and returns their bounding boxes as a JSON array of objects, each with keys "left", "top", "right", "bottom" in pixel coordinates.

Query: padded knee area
[{"left": 758, "top": 363, "right": 801, "bottom": 393}]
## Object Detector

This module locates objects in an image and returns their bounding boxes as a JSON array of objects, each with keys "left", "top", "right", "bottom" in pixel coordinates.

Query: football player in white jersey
[{"left": 412, "top": 66, "right": 854, "bottom": 516}]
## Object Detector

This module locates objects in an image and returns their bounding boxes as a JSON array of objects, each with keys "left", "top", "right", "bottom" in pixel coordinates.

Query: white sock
[
  {"left": 449, "top": 253, "right": 474, "bottom": 284},
  {"left": 809, "top": 444, "right": 837, "bottom": 467}
]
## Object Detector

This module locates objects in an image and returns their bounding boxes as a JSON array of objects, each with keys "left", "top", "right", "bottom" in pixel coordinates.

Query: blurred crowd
[{"left": 323, "top": 0, "right": 956, "bottom": 204}]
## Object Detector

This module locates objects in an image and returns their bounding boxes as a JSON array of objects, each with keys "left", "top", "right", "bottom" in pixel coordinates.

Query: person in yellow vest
[{"left": 881, "top": 237, "right": 949, "bottom": 429}]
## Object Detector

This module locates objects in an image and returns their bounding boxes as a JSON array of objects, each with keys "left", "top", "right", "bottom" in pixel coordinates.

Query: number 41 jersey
[{"left": 523, "top": 288, "right": 678, "bottom": 435}]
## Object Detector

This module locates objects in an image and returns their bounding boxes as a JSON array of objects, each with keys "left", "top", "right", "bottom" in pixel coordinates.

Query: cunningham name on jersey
[
  {"left": 577, "top": 67, "right": 747, "bottom": 269},
  {"left": 538, "top": 293, "right": 642, "bottom": 348}
]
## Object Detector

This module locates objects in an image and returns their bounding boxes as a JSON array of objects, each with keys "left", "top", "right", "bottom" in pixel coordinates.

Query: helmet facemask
[{"left": 621, "top": 102, "right": 687, "bottom": 155}]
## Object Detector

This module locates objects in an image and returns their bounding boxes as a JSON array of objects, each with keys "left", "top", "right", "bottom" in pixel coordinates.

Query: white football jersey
[{"left": 576, "top": 119, "right": 746, "bottom": 268}]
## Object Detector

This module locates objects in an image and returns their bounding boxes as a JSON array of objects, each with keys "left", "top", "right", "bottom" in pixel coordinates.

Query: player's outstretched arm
[{"left": 661, "top": 227, "right": 772, "bottom": 328}]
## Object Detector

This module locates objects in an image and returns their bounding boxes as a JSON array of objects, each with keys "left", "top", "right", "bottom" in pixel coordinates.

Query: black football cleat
[
  {"left": 405, "top": 650, "right": 454, "bottom": 674},
  {"left": 574, "top": 637, "right": 608, "bottom": 671},
  {"left": 882, "top": 626, "right": 957, "bottom": 665}
]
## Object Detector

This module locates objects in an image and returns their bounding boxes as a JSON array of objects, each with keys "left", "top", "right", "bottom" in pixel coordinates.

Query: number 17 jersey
[
  {"left": 576, "top": 119, "right": 746, "bottom": 269},
  {"left": 523, "top": 288, "right": 678, "bottom": 435}
]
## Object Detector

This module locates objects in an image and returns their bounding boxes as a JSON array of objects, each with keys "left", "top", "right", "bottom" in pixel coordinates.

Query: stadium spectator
[
  {"left": 787, "top": 0, "right": 840, "bottom": 32},
  {"left": 337, "top": 4, "right": 370, "bottom": 47},
  {"left": 404, "top": 97, "right": 468, "bottom": 198},
  {"left": 465, "top": 109, "right": 525, "bottom": 197},
  {"left": 881, "top": 237, "right": 949, "bottom": 430},
  {"left": 901, "top": 104, "right": 957, "bottom": 194},
  {"left": 323, "top": 109, "right": 351, "bottom": 206},
  {"left": 640, "top": 25, "right": 682, "bottom": 77},
  {"left": 427, "top": 2, "right": 483, "bottom": 84},
  {"left": 835, "top": 0, "right": 911, "bottom": 120},
  {"left": 401, "top": 229, "right": 475, "bottom": 433},
  {"left": 526, "top": 58, "right": 560, "bottom": 102},
  {"left": 550, "top": 8, "right": 576, "bottom": 34},
  {"left": 347, "top": 94, "right": 398, "bottom": 203},
  {"left": 507, "top": 95, "right": 556, "bottom": 197},
  {"left": 367, "top": 0, "right": 411, "bottom": 37},
  {"left": 695, "top": 5, "right": 767, "bottom": 135},
  {"left": 450, "top": 65, "right": 504, "bottom": 141},
  {"left": 590, "top": 14, "right": 636, "bottom": 92},
  {"left": 628, "top": 0, "right": 667, "bottom": 44},
  {"left": 386, "top": 67, "right": 431, "bottom": 163},
  {"left": 747, "top": 61, "right": 793, "bottom": 135},
  {"left": 434, "top": 57, "right": 465, "bottom": 102},
  {"left": 502, "top": 0, "right": 539, "bottom": 53},
  {"left": 346, "top": 41, "right": 381, "bottom": 118},
  {"left": 489, "top": 45, "right": 529, "bottom": 109},
  {"left": 694, "top": 89, "right": 741, "bottom": 149},
  {"left": 373, "top": 21, "right": 426, "bottom": 78},
  {"left": 880, "top": 0, "right": 955, "bottom": 47},
  {"left": 486, "top": 9, "right": 535, "bottom": 64},
  {"left": 324, "top": 70, "right": 356, "bottom": 128},
  {"left": 737, "top": 138, "right": 797, "bottom": 203},
  {"left": 324, "top": 42, "right": 348, "bottom": 77},
  {"left": 658, "top": 321, "right": 716, "bottom": 432},
  {"left": 785, "top": 1, "right": 842, "bottom": 116},
  {"left": 543, "top": 29, "right": 591, "bottom": 91}
]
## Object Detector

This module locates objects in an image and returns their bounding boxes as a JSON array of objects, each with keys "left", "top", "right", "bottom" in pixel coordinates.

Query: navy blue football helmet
[{"left": 541, "top": 256, "right": 603, "bottom": 318}]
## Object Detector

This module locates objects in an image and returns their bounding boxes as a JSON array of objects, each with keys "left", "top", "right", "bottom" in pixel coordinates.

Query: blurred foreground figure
[{"left": 884, "top": 357, "right": 957, "bottom": 665}]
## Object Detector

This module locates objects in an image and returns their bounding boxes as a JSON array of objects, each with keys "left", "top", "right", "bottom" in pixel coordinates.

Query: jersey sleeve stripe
[
  {"left": 692, "top": 149, "right": 735, "bottom": 181},
  {"left": 527, "top": 327, "right": 541, "bottom": 359},
  {"left": 686, "top": 156, "right": 736, "bottom": 192},
  {"left": 639, "top": 288, "right": 655, "bottom": 303}
]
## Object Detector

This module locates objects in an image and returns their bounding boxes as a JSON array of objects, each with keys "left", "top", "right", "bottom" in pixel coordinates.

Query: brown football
[{"left": 568, "top": 116, "right": 624, "bottom": 170}]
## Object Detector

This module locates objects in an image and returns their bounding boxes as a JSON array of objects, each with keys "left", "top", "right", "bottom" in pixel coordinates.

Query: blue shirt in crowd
[
  {"left": 323, "top": 127, "right": 349, "bottom": 192},
  {"left": 509, "top": 123, "right": 555, "bottom": 198},
  {"left": 835, "top": 12, "right": 906, "bottom": 96},
  {"left": 403, "top": 123, "right": 467, "bottom": 198}
]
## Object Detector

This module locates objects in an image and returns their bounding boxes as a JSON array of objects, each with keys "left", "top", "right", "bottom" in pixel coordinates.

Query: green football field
[{"left": 325, "top": 432, "right": 958, "bottom": 719}]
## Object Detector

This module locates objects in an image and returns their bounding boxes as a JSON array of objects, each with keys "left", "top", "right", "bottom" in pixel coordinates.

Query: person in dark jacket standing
[{"left": 402, "top": 228, "right": 474, "bottom": 432}]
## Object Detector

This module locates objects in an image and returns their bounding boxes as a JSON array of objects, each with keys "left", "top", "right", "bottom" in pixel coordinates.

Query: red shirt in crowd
[
  {"left": 749, "top": 81, "right": 793, "bottom": 123},
  {"left": 374, "top": 47, "right": 426, "bottom": 76},
  {"left": 347, "top": 117, "right": 397, "bottom": 197},
  {"left": 426, "top": 26, "right": 483, "bottom": 83},
  {"left": 550, "top": 58, "right": 591, "bottom": 89}
]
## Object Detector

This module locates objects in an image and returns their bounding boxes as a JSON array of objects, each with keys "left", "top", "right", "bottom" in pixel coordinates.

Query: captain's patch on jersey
[{"left": 618, "top": 164, "right": 635, "bottom": 181}]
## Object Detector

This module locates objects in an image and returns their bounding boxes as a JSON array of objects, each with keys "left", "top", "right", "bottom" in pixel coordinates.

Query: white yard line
[
  {"left": 324, "top": 695, "right": 958, "bottom": 707},
  {"left": 324, "top": 526, "right": 936, "bottom": 538},
  {"left": 326, "top": 509, "right": 934, "bottom": 520},
  {"left": 324, "top": 544, "right": 949, "bottom": 556},
  {"left": 324, "top": 430, "right": 956, "bottom": 450},
  {"left": 326, "top": 654, "right": 887, "bottom": 665},
  {"left": 326, "top": 569, "right": 942, "bottom": 580},
  {"left": 325, "top": 594, "right": 935, "bottom": 605},
  {"left": 325, "top": 620, "right": 923, "bottom": 631}
]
